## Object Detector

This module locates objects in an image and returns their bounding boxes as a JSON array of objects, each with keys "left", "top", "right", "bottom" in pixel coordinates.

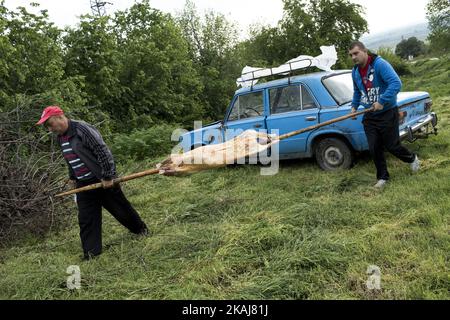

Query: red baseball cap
[{"left": 36, "top": 106, "right": 64, "bottom": 125}]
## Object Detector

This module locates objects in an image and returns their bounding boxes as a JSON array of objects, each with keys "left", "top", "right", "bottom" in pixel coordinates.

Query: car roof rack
[
  {"left": 236, "top": 45, "right": 338, "bottom": 90},
  {"left": 236, "top": 57, "right": 315, "bottom": 91}
]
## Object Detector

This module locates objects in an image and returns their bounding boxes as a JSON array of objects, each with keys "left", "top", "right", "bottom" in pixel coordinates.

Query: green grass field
[{"left": 1, "top": 57, "right": 449, "bottom": 300}]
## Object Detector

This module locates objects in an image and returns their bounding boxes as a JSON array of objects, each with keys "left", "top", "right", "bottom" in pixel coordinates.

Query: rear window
[{"left": 322, "top": 72, "right": 354, "bottom": 105}]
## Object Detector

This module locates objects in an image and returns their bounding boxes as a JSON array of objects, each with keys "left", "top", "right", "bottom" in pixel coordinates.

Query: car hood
[{"left": 181, "top": 121, "right": 222, "bottom": 138}]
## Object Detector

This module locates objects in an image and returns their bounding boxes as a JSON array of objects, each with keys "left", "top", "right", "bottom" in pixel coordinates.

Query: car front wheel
[{"left": 314, "top": 137, "right": 353, "bottom": 171}]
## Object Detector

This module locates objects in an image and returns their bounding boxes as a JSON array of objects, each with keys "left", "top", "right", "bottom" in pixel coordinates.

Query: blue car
[{"left": 180, "top": 70, "right": 438, "bottom": 170}]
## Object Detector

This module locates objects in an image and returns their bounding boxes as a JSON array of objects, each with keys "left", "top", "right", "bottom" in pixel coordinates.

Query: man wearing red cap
[{"left": 37, "top": 106, "right": 148, "bottom": 260}]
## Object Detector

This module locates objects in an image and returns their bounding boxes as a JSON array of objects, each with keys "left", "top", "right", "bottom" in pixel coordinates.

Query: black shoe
[
  {"left": 82, "top": 252, "right": 101, "bottom": 261},
  {"left": 137, "top": 226, "right": 149, "bottom": 237}
]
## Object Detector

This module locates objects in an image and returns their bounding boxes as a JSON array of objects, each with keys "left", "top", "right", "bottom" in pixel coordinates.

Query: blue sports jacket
[{"left": 351, "top": 54, "right": 402, "bottom": 115}]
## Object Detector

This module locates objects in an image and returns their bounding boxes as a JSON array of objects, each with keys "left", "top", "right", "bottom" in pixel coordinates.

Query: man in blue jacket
[
  {"left": 37, "top": 106, "right": 148, "bottom": 260},
  {"left": 349, "top": 41, "right": 420, "bottom": 188}
]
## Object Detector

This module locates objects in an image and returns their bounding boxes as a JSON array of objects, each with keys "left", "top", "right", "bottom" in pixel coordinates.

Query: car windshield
[{"left": 322, "top": 72, "right": 354, "bottom": 105}]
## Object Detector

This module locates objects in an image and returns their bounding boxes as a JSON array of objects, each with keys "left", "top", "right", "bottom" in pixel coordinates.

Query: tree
[
  {"left": 177, "top": 0, "right": 241, "bottom": 120},
  {"left": 426, "top": 0, "right": 450, "bottom": 53},
  {"left": 0, "top": 3, "right": 86, "bottom": 241},
  {"left": 395, "top": 37, "right": 426, "bottom": 59},
  {"left": 0, "top": 2, "right": 87, "bottom": 117},
  {"left": 63, "top": 15, "right": 121, "bottom": 113},
  {"left": 62, "top": 0, "right": 205, "bottom": 130},
  {"left": 241, "top": 0, "right": 368, "bottom": 68},
  {"left": 112, "top": 0, "right": 204, "bottom": 128},
  {"left": 0, "top": 3, "right": 63, "bottom": 109}
]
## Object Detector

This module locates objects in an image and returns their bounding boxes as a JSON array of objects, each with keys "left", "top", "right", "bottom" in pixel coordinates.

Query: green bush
[
  {"left": 112, "top": 123, "right": 181, "bottom": 162},
  {"left": 376, "top": 47, "right": 411, "bottom": 76}
]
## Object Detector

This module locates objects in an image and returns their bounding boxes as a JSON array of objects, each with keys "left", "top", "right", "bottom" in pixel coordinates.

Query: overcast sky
[{"left": 3, "top": 0, "right": 430, "bottom": 37}]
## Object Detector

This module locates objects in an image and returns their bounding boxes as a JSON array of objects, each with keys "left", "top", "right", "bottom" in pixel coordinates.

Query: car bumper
[{"left": 400, "top": 112, "right": 438, "bottom": 142}]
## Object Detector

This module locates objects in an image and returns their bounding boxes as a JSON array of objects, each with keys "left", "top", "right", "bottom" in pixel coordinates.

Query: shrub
[
  {"left": 0, "top": 96, "right": 71, "bottom": 243},
  {"left": 112, "top": 123, "right": 181, "bottom": 162},
  {"left": 376, "top": 47, "right": 411, "bottom": 76}
]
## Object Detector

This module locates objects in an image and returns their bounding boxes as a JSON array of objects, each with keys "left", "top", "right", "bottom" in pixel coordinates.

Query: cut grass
[{"left": 0, "top": 60, "right": 449, "bottom": 300}]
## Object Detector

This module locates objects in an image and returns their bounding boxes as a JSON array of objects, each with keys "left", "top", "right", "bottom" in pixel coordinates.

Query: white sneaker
[
  {"left": 373, "top": 179, "right": 387, "bottom": 188},
  {"left": 410, "top": 155, "right": 420, "bottom": 172}
]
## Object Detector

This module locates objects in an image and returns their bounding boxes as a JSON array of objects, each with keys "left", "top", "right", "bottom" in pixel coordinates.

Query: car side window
[
  {"left": 301, "top": 86, "right": 318, "bottom": 110},
  {"left": 269, "top": 85, "right": 317, "bottom": 114},
  {"left": 228, "top": 91, "right": 264, "bottom": 121},
  {"left": 269, "top": 85, "right": 301, "bottom": 114}
]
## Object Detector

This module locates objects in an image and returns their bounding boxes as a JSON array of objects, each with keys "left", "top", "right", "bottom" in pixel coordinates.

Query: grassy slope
[{"left": 0, "top": 56, "right": 449, "bottom": 300}]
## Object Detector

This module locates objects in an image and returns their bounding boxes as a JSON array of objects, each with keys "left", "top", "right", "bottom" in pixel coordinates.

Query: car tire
[{"left": 314, "top": 137, "right": 353, "bottom": 171}]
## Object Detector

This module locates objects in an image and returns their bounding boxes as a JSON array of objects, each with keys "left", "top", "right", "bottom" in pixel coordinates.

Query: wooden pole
[
  {"left": 56, "top": 107, "right": 375, "bottom": 197},
  {"left": 279, "top": 107, "right": 374, "bottom": 141},
  {"left": 55, "top": 168, "right": 160, "bottom": 197}
]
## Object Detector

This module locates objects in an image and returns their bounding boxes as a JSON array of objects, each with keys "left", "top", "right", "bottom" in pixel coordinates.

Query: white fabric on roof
[{"left": 236, "top": 45, "right": 338, "bottom": 87}]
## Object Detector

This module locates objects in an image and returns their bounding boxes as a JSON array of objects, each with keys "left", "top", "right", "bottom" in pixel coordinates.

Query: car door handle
[
  {"left": 306, "top": 116, "right": 317, "bottom": 121},
  {"left": 253, "top": 123, "right": 262, "bottom": 128}
]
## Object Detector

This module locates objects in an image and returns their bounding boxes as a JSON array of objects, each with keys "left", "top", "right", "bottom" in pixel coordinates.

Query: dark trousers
[
  {"left": 75, "top": 178, "right": 147, "bottom": 258},
  {"left": 363, "top": 107, "right": 415, "bottom": 180}
]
